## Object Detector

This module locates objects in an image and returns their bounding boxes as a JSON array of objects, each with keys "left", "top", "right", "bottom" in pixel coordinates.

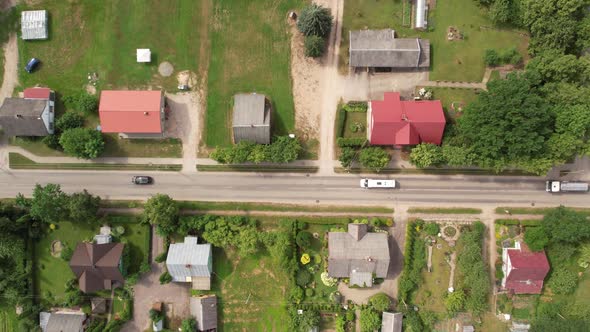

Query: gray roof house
[
  {"left": 166, "top": 236, "right": 212, "bottom": 290},
  {"left": 190, "top": 295, "right": 218, "bottom": 332},
  {"left": 349, "top": 29, "right": 430, "bottom": 69},
  {"left": 232, "top": 93, "right": 271, "bottom": 144},
  {"left": 0, "top": 88, "right": 55, "bottom": 137},
  {"left": 21, "top": 10, "right": 48, "bottom": 40},
  {"left": 328, "top": 223, "right": 390, "bottom": 287},
  {"left": 381, "top": 312, "right": 403, "bottom": 332},
  {"left": 39, "top": 312, "right": 85, "bottom": 332}
]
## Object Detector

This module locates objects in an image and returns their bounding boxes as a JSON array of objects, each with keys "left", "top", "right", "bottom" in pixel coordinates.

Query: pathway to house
[
  {"left": 121, "top": 226, "right": 190, "bottom": 332},
  {"left": 164, "top": 92, "right": 201, "bottom": 173},
  {"left": 0, "top": 32, "right": 18, "bottom": 104}
]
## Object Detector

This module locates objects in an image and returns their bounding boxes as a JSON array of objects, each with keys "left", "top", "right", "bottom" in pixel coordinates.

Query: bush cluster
[
  {"left": 484, "top": 47, "right": 523, "bottom": 67},
  {"left": 211, "top": 136, "right": 302, "bottom": 164}
]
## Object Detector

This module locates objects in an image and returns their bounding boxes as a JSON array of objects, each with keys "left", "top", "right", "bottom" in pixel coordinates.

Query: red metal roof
[
  {"left": 98, "top": 90, "right": 163, "bottom": 133},
  {"left": 369, "top": 92, "right": 445, "bottom": 145},
  {"left": 23, "top": 87, "right": 51, "bottom": 100},
  {"left": 505, "top": 242, "right": 550, "bottom": 294}
]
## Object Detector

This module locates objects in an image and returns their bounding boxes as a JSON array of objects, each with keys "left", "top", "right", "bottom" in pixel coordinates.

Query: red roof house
[
  {"left": 501, "top": 241, "right": 550, "bottom": 294},
  {"left": 23, "top": 87, "right": 52, "bottom": 99},
  {"left": 98, "top": 90, "right": 165, "bottom": 138},
  {"left": 368, "top": 92, "right": 445, "bottom": 146}
]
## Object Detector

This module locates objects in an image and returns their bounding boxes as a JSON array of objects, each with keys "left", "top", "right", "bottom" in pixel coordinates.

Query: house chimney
[
  {"left": 144, "top": 112, "right": 149, "bottom": 115},
  {"left": 401, "top": 114, "right": 408, "bottom": 121},
  {"left": 185, "top": 264, "right": 192, "bottom": 268},
  {"left": 15, "top": 114, "right": 22, "bottom": 119}
]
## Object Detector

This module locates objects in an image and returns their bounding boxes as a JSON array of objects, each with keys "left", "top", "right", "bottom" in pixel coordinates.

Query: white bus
[{"left": 360, "top": 178, "right": 396, "bottom": 189}]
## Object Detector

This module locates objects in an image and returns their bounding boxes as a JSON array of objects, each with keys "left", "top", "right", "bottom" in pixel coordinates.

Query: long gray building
[
  {"left": 328, "top": 223, "right": 390, "bottom": 287},
  {"left": 232, "top": 93, "right": 271, "bottom": 144},
  {"left": 349, "top": 29, "right": 430, "bottom": 70},
  {"left": 0, "top": 89, "right": 55, "bottom": 137}
]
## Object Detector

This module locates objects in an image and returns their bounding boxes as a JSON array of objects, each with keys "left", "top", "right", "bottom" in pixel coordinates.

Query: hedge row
[
  {"left": 342, "top": 101, "right": 368, "bottom": 112},
  {"left": 495, "top": 219, "right": 542, "bottom": 226},
  {"left": 335, "top": 109, "right": 346, "bottom": 138},
  {"left": 337, "top": 137, "right": 367, "bottom": 147},
  {"left": 294, "top": 303, "right": 343, "bottom": 312}
]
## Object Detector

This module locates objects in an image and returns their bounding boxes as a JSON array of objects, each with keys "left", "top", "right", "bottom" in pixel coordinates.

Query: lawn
[
  {"left": 340, "top": 0, "right": 528, "bottom": 81},
  {"left": 414, "top": 238, "right": 452, "bottom": 313},
  {"left": 210, "top": 248, "right": 291, "bottom": 331},
  {"left": 204, "top": 0, "right": 300, "bottom": 147},
  {"left": 416, "top": 87, "right": 480, "bottom": 113},
  {"left": 304, "top": 224, "right": 339, "bottom": 304},
  {"left": 342, "top": 112, "right": 367, "bottom": 139},
  {"left": 35, "top": 216, "right": 149, "bottom": 300},
  {"left": 0, "top": 305, "right": 18, "bottom": 332}
]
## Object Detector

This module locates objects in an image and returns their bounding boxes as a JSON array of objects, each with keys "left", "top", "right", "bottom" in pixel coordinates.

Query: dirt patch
[
  {"left": 176, "top": 70, "right": 197, "bottom": 88},
  {"left": 50, "top": 240, "right": 63, "bottom": 257},
  {"left": 0, "top": 33, "right": 18, "bottom": 103},
  {"left": 289, "top": 25, "right": 322, "bottom": 140},
  {"left": 158, "top": 61, "right": 174, "bottom": 77},
  {"left": 85, "top": 84, "right": 97, "bottom": 95}
]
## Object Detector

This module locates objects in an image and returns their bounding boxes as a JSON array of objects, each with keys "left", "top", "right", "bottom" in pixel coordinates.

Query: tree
[
  {"left": 295, "top": 231, "right": 312, "bottom": 248},
  {"left": 577, "top": 244, "right": 590, "bottom": 268},
  {"left": 524, "top": 227, "right": 549, "bottom": 251},
  {"left": 410, "top": 143, "right": 444, "bottom": 168},
  {"left": 442, "top": 145, "right": 474, "bottom": 167},
  {"left": 67, "top": 190, "right": 100, "bottom": 223},
  {"left": 547, "top": 268, "right": 578, "bottom": 294},
  {"left": 56, "top": 111, "right": 85, "bottom": 132},
  {"left": 268, "top": 136, "right": 302, "bottom": 163},
  {"left": 445, "top": 290, "right": 466, "bottom": 314},
  {"left": 42, "top": 134, "right": 62, "bottom": 150},
  {"left": 296, "top": 269, "right": 312, "bottom": 287},
  {"left": 28, "top": 183, "right": 68, "bottom": 224},
  {"left": 526, "top": 50, "right": 589, "bottom": 84},
  {"left": 541, "top": 206, "right": 590, "bottom": 245},
  {"left": 457, "top": 73, "right": 552, "bottom": 171},
  {"left": 484, "top": 49, "right": 500, "bottom": 66},
  {"left": 236, "top": 227, "right": 260, "bottom": 257},
  {"left": 59, "top": 127, "right": 104, "bottom": 159},
  {"left": 369, "top": 293, "right": 391, "bottom": 312},
  {"left": 339, "top": 147, "right": 356, "bottom": 168},
  {"left": 489, "top": 0, "right": 513, "bottom": 25},
  {"left": 180, "top": 318, "right": 197, "bottom": 332},
  {"left": 143, "top": 194, "right": 179, "bottom": 237},
  {"left": 424, "top": 223, "right": 440, "bottom": 236},
  {"left": 297, "top": 4, "right": 333, "bottom": 38},
  {"left": 289, "top": 286, "right": 305, "bottom": 304},
  {"left": 304, "top": 35, "right": 325, "bottom": 57},
  {"left": 359, "top": 147, "right": 390, "bottom": 172},
  {"left": 360, "top": 309, "right": 381, "bottom": 332},
  {"left": 63, "top": 92, "right": 98, "bottom": 113},
  {"left": 292, "top": 308, "right": 320, "bottom": 332}
]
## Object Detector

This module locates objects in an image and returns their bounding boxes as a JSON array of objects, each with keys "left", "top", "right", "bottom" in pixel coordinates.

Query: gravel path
[
  {"left": 164, "top": 92, "right": 202, "bottom": 173},
  {"left": 0, "top": 32, "right": 18, "bottom": 104}
]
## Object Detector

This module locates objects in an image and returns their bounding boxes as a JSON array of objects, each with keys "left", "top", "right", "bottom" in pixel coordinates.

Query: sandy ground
[
  {"left": 164, "top": 91, "right": 201, "bottom": 173},
  {"left": 0, "top": 32, "right": 18, "bottom": 104}
]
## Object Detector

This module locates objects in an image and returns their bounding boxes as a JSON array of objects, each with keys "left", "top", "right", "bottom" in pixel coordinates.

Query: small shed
[
  {"left": 137, "top": 49, "right": 151, "bottom": 63},
  {"left": 21, "top": 10, "right": 48, "bottom": 40},
  {"left": 232, "top": 93, "right": 271, "bottom": 145},
  {"left": 90, "top": 298, "right": 107, "bottom": 314}
]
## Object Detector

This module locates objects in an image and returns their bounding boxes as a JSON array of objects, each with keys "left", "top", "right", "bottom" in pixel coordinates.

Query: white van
[{"left": 360, "top": 178, "right": 396, "bottom": 189}]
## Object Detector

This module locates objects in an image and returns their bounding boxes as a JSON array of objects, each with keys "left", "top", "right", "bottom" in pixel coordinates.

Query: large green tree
[
  {"left": 67, "top": 190, "right": 101, "bottom": 224},
  {"left": 296, "top": 4, "right": 333, "bottom": 38},
  {"left": 524, "top": 227, "right": 550, "bottom": 251},
  {"left": 541, "top": 206, "right": 590, "bottom": 245},
  {"left": 368, "top": 293, "right": 392, "bottom": 312},
  {"left": 410, "top": 143, "right": 444, "bottom": 168},
  {"left": 526, "top": 50, "right": 590, "bottom": 84},
  {"left": 458, "top": 73, "right": 552, "bottom": 170},
  {"left": 59, "top": 127, "right": 104, "bottom": 159},
  {"left": 360, "top": 309, "right": 381, "bottom": 332},
  {"left": 143, "top": 194, "right": 179, "bottom": 237},
  {"left": 27, "top": 183, "right": 69, "bottom": 224},
  {"left": 359, "top": 147, "right": 391, "bottom": 172}
]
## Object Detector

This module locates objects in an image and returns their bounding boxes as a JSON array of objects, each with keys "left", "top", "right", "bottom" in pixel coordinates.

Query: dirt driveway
[
  {"left": 164, "top": 92, "right": 201, "bottom": 172},
  {"left": 121, "top": 229, "right": 191, "bottom": 332},
  {"left": 0, "top": 32, "right": 18, "bottom": 104}
]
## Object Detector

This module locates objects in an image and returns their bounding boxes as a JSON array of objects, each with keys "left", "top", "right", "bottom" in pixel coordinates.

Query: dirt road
[
  {"left": 0, "top": 32, "right": 18, "bottom": 104},
  {"left": 164, "top": 92, "right": 202, "bottom": 173}
]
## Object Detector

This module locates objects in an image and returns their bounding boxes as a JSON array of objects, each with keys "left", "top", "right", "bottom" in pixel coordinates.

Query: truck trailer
[{"left": 545, "top": 181, "right": 589, "bottom": 193}]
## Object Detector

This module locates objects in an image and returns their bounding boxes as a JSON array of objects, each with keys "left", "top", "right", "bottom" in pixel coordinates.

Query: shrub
[
  {"left": 301, "top": 253, "right": 311, "bottom": 265},
  {"left": 336, "top": 315, "right": 346, "bottom": 332},
  {"left": 410, "top": 143, "right": 444, "bottom": 168},
  {"left": 304, "top": 35, "right": 325, "bottom": 57},
  {"left": 56, "top": 111, "right": 85, "bottom": 132},
  {"left": 445, "top": 290, "right": 466, "bottom": 314},
  {"left": 339, "top": 147, "right": 356, "bottom": 169},
  {"left": 59, "top": 127, "right": 104, "bottom": 159},
  {"left": 547, "top": 269, "right": 578, "bottom": 294},
  {"left": 484, "top": 49, "right": 500, "bottom": 66},
  {"left": 359, "top": 147, "right": 391, "bottom": 172},
  {"left": 155, "top": 251, "right": 167, "bottom": 263},
  {"left": 321, "top": 272, "right": 338, "bottom": 287},
  {"left": 42, "top": 134, "right": 61, "bottom": 150},
  {"left": 336, "top": 108, "right": 346, "bottom": 137},
  {"left": 149, "top": 309, "right": 163, "bottom": 322},
  {"left": 337, "top": 137, "right": 366, "bottom": 147},
  {"left": 360, "top": 308, "right": 381, "bottom": 332},
  {"left": 330, "top": 291, "right": 342, "bottom": 304},
  {"left": 63, "top": 92, "right": 98, "bottom": 113},
  {"left": 343, "top": 101, "right": 368, "bottom": 112},
  {"left": 290, "top": 286, "right": 305, "bottom": 304},
  {"left": 159, "top": 271, "right": 172, "bottom": 284},
  {"left": 524, "top": 227, "right": 549, "bottom": 251},
  {"left": 305, "top": 288, "right": 315, "bottom": 297},
  {"left": 60, "top": 245, "right": 73, "bottom": 261},
  {"left": 181, "top": 318, "right": 197, "bottom": 332},
  {"left": 369, "top": 293, "right": 391, "bottom": 312},
  {"left": 345, "top": 310, "right": 355, "bottom": 322},
  {"left": 296, "top": 269, "right": 313, "bottom": 287},
  {"left": 296, "top": 231, "right": 313, "bottom": 248},
  {"left": 424, "top": 223, "right": 440, "bottom": 236},
  {"left": 297, "top": 4, "right": 333, "bottom": 38}
]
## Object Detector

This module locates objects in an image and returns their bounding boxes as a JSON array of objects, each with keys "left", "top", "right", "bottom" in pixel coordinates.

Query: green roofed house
[
  {"left": 232, "top": 93, "right": 272, "bottom": 144},
  {"left": 328, "top": 223, "right": 390, "bottom": 287},
  {"left": 166, "top": 236, "right": 212, "bottom": 290}
]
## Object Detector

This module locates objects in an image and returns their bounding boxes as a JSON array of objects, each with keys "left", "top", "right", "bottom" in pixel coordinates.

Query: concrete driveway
[{"left": 164, "top": 92, "right": 201, "bottom": 173}]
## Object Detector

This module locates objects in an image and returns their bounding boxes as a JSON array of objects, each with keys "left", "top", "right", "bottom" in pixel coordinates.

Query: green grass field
[
  {"left": 0, "top": 305, "right": 17, "bottom": 332},
  {"left": 340, "top": 0, "right": 528, "bottom": 81},
  {"left": 211, "top": 248, "right": 290, "bottom": 331},
  {"left": 343, "top": 112, "right": 367, "bottom": 139},
  {"left": 416, "top": 87, "right": 480, "bottom": 113},
  {"left": 205, "top": 0, "right": 300, "bottom": 147},
  {"left": 414, "top": 238, "right": 452, "bottom": 313},
  {"left": 35, "top": 218, "right": 149, "bottom": 300}
]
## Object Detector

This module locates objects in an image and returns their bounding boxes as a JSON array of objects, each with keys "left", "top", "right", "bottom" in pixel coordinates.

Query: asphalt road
[{"left": 0, "top": 170, "right": 587, "bottom": 207}]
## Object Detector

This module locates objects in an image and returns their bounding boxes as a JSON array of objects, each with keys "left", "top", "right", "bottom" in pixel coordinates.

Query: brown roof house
[
  {"left": 232, "top": 93, "right": 271, "bottom": 144},
  {"left": 328, "top": 224, "right": 390, "bottom": 287},
  {"left": 349, "top": 29, "right": 430, "bottom": 71},
  {"left": 69, "top": 242, "right": 125, "bottom": 293},
  {"left": 190, "top": 294, "right": 218, "bottom": 332},
  {"left": 0, "top": 87, "right": 55, "bottom": 137}
]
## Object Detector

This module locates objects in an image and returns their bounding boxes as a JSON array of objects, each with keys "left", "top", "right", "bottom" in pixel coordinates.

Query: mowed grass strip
[
  {"left": 495, "top": 207, "right": 590, "bottom": 216},
  {"left": 205, "top": 0, "right": 298, "bottom": 147},
  {"left": 9, "top": 152, "right": 181, "bottom": 171},
  {"left": 18, "top": 0, "right": 204, "bottom": 93},
  {"left": 408, "top": 207, "right": 482, "bottom": 214},
  {"left": 340, "top": 0, "right": 528, "bottom": 82}
]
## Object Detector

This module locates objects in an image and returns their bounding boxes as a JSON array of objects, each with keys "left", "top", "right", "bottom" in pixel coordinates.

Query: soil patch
[{"left": 158, "top": 61, "right": 174, "bottom": 77}]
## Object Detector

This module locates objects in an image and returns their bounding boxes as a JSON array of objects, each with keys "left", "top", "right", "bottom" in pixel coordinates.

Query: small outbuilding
[
  {"left": 21, "top": 10, "right": 48, "bottom": 40},
  {"left": 90, "top": 298, "right": 107, "bottom": 314},
  {"left": 190, "top": 294, "right": 218, "bottom": 332},
  {"left": 232, "top": 93, "right": 271, "bottom": 144},
  {"left": 381, "top": 312, "right": 403, "bottom": 332},
  {"left": 136, "top": 49, "right": 151, "bottom": 63}
]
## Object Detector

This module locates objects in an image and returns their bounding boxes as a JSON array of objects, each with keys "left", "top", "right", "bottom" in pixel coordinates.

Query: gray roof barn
[
  {"left": 381, "top": 312, "right": 403, "bottom": 332},
  {"left": 21, "top": 10, "right": 48, "bottom": 40},
  {"left": 166, "top": 237, "right": 212, "bottom": 288},
  {"left": 190, "top": 295, "right": 218, "bottom": 332},
  {"left": 232, "top": 93, "right": 271, "bottom": 144},
  {"left": 328, "top": 224, "right": 390, "bottom": 287},
  {"left": 0, "top": 98, "right": 53, "bottom": 136},
  {"left": 40, "top": 312, "right": 85, "bottom": 332},
  {"left": 349, "top": 29, "right": 430, "bottom": 69}
]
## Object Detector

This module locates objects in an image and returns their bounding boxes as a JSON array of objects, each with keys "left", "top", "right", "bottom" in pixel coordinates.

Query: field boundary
[
  {"left": 335, "top": 166, "right": 535, "bottom": 176},
  {"left": 197, "top": 164, "right": 318, "bottom": 173},
  {"left": 408, "top": 207, "right": 482, "bottom": 214}
]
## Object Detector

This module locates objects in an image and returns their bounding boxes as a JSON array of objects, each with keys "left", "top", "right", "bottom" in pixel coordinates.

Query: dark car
[
  {"left": 25, "top": 58, "right": 40, "bottom": 73},
  {"left": 132, "top": 176, "right": 153, "bottom": 185}
]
